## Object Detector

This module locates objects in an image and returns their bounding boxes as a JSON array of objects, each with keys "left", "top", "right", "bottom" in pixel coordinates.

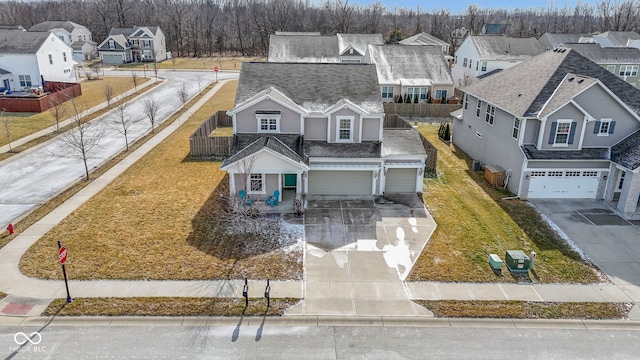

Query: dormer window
[
  {"left": 336, "top": 116, "right": 354, "bottom": 142},
  {"left": 108, "top": 40, "right": 115, "bottom": 49},
  {"left": 256, "top": 110, "right": 280, "bottom": 133}
]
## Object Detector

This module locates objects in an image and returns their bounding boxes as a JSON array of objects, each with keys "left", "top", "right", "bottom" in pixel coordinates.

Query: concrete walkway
[{"left": 0, "top": 76, "right": 159, "bottom": 156}]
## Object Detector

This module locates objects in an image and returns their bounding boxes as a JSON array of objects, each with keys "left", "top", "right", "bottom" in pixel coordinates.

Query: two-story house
[
  {"left": 220, "top": 62, "right": 427, "bottom": 201},
  {"left": 0, "top": 29, "right": 77, "bottom": 91},
  {"left": 365, "top": 45, "right": 454, "bottom": 103},
  {"left": 592, "top": 31, "right": 640, "bottom": 48},
  {"left": 268, "top": 33, "right": 383, "bottom": 63},
  {"left": 565, "top": 43, "right": 640, "bottom": 88},
  {"left": 98, "top": 26, "right": 167, "bottom": 64},
  {"left": 454, "top": 49, "right": 640, "bottom": 214},
  {"left": 29, "top": 21, "right": 96, "bottom": 61},
  {"left": 538, "top": 33, "right": 595, "bottom": 51},
  {"left": 399, "top": 32, "right": 451, "bottom": 55},
  {"left": 452, "top": 35, "right": 544, "bottom": 87}
]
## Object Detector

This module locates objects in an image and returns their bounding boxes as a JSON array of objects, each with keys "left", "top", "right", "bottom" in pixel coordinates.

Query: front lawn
[
  {"left": 20, "top": 81, "right": 303, "bottom": 281},
  {"left": 408, "top": 123, "right": 600, "bottom": 284}
]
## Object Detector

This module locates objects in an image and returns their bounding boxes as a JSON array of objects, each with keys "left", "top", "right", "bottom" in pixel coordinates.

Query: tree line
[{"left": 0, "top": 0, "right": 638, "bottom": 57}]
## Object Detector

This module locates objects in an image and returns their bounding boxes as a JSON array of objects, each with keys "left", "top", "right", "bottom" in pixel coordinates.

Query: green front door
[{"left": 284, "top": 174, "right": 297, "bottom": 188}]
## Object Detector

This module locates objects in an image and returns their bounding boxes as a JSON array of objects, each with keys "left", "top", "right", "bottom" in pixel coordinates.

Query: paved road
[
  {"left": 0, "top": 70, "right": 238, "bottom": 227},
  {"left": 2, "top": 323, "right": 639, "bottom": 359}
]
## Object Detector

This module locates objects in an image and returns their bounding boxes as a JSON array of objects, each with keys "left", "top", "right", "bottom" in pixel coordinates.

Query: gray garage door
[
  {"left": 385, "top": 168, "right": 417, "bottom": 193},
  {"left": 102, "top": 53, "right": 124, "bottom": 65},
  {"left": 308, "top": 170, "right": 372, "bottom": 195}
]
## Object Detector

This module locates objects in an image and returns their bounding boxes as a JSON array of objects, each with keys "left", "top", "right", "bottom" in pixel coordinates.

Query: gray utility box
[
  {"left": 505, "top": 250, "right": 530, "bottom": 273},
  {"left": 488, "top": 254, "right": 503, "bottom": 271}
]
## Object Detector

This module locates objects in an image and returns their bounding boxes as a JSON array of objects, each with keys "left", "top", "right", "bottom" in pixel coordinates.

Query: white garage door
[
  {"left": 102, "top": 54, "right": 123, "bottom": 65},
  {"left": 308, "top": 170, "right": 372, "bottom": 195},
  {"left": 527, "top": 170, "right": 599, "bottom": 199},
  {"left": 385, "top": 168, "right": 417, "bottom": 193}
]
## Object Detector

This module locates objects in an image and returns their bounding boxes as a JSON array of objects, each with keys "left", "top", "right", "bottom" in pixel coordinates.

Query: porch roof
[
  {"left": 522, "top": 145, "right": 610, "bottom": 160},
  {"left": 612, "top": 129, "right": 640, "bottom": 170},
  {"left": 382, "top": 129, "right": 427, "bottom": 157},
  {"left": 222, "top": 134, "right": 305, "bottom": 168},
  {"left": 0, "top": 68, "right": 10, "bottom": 75}
]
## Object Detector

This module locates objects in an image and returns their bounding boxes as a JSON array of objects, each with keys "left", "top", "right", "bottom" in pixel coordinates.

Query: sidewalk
[{"left": 0, "top": 76, "right": 160, "bottom": 156}]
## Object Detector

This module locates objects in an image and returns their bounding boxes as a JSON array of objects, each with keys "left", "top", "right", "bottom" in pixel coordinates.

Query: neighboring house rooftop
[
  {"left": 70, "top": 41, "right": 95, "bottom": 49},
  {"left": 539, "top": 33, "right": 593, "bottom": 47},
  {"left": 29, "top": 20, "right": 86, "bottom": 33},
  {"left": 399, "top": 32, "right": 449, "bottom": 47},
  {"left": 0, "top": 29, "right": 50, "bottom": 53},
  {"left": 337, "top": 33, "right": 383, "bottom": 55},
  {"left": 109, "top": 27, "right": 134, "bottom": 37},
  {"left": 367, "top": 45, "right": 453, "bottom": 86},
  {"left": 480, "top": 24, "right": 509, "bottom": 35},
  {"left": 268, "top": 34, "right": 338, "bottom": 62},
  {"left": 235, "top": 62, "right": 383, "bottom": 114},
  {"left": 593, "top": 31, "right": 640, "bottom": 47},
  {"left": 565, "top": 43, "right": 640, "bottom": 63},
  {"left": 612, "top": 130, "right": 640, "bottom": 170},
  {"left": 461, "top": 48, "right": 640, "bottom": 118},
  {"left": 470, "top": 35, "right": 544, "bottom": 61},
  {"left": 0, "top": 25, "right": 25, "bottom": 30}
]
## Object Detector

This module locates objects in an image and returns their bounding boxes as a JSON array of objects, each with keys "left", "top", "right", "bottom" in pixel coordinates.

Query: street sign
[
  {"left": 58, "top": 246, "right": 68, "bottom": 265},
  {"left": 214, "top": 66, "right": 219, "bottom": 72}
]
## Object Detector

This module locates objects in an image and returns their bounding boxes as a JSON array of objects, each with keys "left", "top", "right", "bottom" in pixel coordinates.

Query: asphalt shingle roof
[
  {"left": 222, "top": 134, "right": 305, "bottom": 168},
  {"left": 382, "top": 129, "right": 427, "bottom": 157},
  {"left": 235, "top": 62, "right": 383, "bottom": 114},
  {"left": 566, "top": 43, "right": 640, "bottom": 63},
  {"left": 522, "top": 145, "right": 610, "bottom": 160},
  {"left": 611, "top": 130, "right": 640, "bottom": 170},
  {"left": 399, "top": 32, "right": 449, "bottom": 47},
  {"left": 337, "top": 33, "right": 383, "bottom": 55},
  {"left": 0, "top": 29, "right": 50, "bottom": 53},
  {"left": 594, "top": 31, "right": 640, "bottom": 47},
  {"left": 268, "top": 34, "right": 339, "bottom": 62},
  {"left": 367, "top": 45, "right": 453, "bottom": 85},
  {"left": 304, "top": 141, "right": 381, "bottom": 158},
  {"left": 29, "top": 21, "right": 85, "bottom": 33},
  {"left": 539, "top": 33, "right": 592, "bottom": 47},
  {"left": 471, "top": 35, "right": 544, "bottom": 60}
]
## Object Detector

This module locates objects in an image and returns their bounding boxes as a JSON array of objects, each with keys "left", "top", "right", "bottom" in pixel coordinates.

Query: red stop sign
[
  {"left": 214, "top": 66, "right": 219, "bottom": 72},
  {"left": 58, "top": 246, "right": 68, "bottom": 265}
]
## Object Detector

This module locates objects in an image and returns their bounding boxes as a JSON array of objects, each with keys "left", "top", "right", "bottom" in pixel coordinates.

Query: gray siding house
[
  {"left": 221, "top": 62, "right": 427, "bottom": 200},
  {"left": 454, "top": 49, "right": 640, "bottom": 214},
  {"left": 564, "top": 43, "right": 640, "bottom": 88},
  {"left": 98, "top": 26, "right": 166, "bottom": 64}
]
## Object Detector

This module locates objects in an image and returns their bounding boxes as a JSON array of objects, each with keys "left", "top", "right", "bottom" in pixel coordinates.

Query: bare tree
[
  {"left": 131, "top": 71, "right": 139, "bottom": 93},
  {"left": 2, "top": 108, "right": 11, "bottom": 152},
  {"left": 110, "top": 98, "right": 142, "bottom": 151},
  {"left": 142, "top": 97, "right": 161, "bottom": 133},
  {"left": 103, "top": 83, "right": 115, "bottom": 108},
  {"left": 50, "top": 96, "right": 68, "bottom": 133},
  {"left": 59, "top": 99, "right": 105, "bottom": 181},
  {"left": 178, "top": 82, "right": 189, "bottom": 110},
  {"left": 91, "top": 62, "right": 102, "bottom": 80},
  {"left": 196, "top": 75, "right": 204, "bottom": 92}
]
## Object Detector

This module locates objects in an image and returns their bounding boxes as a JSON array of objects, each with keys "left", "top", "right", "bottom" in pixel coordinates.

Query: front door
[
  {"left": 284, "top": 174, "right": 297, "bottom": 189},
  {"left": 2, "top": 79, "right": 9, "bottom": 90}
]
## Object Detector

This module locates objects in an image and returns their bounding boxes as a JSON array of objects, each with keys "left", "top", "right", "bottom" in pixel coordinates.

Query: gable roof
[
  {"left": 566, "top": 43, "right": 640, "bottom": 63},
  {"left": 268, "top": 34, "right": 339, "bottom": 62},
  {"left": 109, "top": 27, "right": 134, "bottom": 37},
  {"left": 0, "top": 29, "right": 50, "bottom": 53},
  {"left": 470, "top": 35, "right": 544, "bottom": 61},
  {"left": 337, "top": 33, "right": 383, "bottom": 55},
  {"left": 593, "top": 31, "right": 640, "bottom": 47},
  {"left": 29, "top": 20, "right": 86, "bottom": 33},
  {"left": 367, "top": 45, "right": 453, "bottom": 86},
  {"left": 99, "top": 34, "right": 128, "bottom": 50},
  {"left": 399, "top": 32, "right": 450, "bottom": 47},
  {"left": 538, "top": 73, "right": 598, "bottom": 118},
  {"left": 222, "top": 134, "right": 306, "bottom": 168},
  {"left": 612, "top": 130, "right": 640, "bottom": 170},
  {"left": 235, "top": 62, "right": 383, "bottom": 114},
  {"left": 539, "top": 33, "right": 593, "bottom": 48},
  {"left": 462, "top": 48, "right": 640, "bottom": 118}
]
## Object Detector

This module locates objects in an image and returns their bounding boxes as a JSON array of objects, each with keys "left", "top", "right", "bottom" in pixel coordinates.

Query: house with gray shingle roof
[
  {"left": 220, "top": 62, "right": 427, "bottom": 201},
  {"left": 454, "top": 48, "right": 640, "bottom": 214},
  {"left": 537, "top": 33, "right": 596, "bottom": 50},
  {"left": 0, "top": 29, "right": 77, "bottom": 92},
  {"left": 29, "top": 20, "right": 96, "bottom": 61},
  {"left": 365, "top": 45, "right": 454, "bottom": 103},
  {"left": 98, "top": 26, "right": 166, "bottom": 64},
  {"left": 565, "top": 43, "right": 640, "bottom": 87},
  {"left": 399, "top": 32, "right": 451, "bottom": 55},
  {"left": 268, "top": 33, "right": 383, "bottom": 63},
  {"left": 593, "top": 31, "right": 640, "bottom": 48},
  {"left": 451, "top": 35, "right": 544, "bottom": 87}
]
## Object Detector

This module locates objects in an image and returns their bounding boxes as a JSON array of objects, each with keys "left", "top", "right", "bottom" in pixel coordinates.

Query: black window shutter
[
  {"left": 593, "top": 121, "right": 601, "bottom": 134},
  {"left": 548, "top": 122, "right": 557, "bottom": 144},
  {"left": 568, "top": 122, "right": 577, "bottom": 144},
  {"left": 609, "top": 121, "right": 616, "bottom": 134}
]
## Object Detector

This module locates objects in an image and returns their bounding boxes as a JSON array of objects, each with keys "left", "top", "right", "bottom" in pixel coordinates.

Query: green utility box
[
  {"left": 505, "top": 250, "right": 530, "bottom": 273},
  {"left": 488, "top": 254, "right": 503, "bottom": 271}
]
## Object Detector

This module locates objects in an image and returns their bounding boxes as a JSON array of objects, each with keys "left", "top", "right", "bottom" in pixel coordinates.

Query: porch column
[
  {"left": 296, "top": 172, "right": 302, "bottom": 196},
  {"left": 277, "top": 173, "right": 282, "bottom": 202},
  {"left": 229, "top": 173, "right": 236, "bottom": 198},
  {"left": 603, "top": 165, "right": 618, "bottom": 202},
  {"left": 618, "top": 170, "right": 640, "bottom": 213}
]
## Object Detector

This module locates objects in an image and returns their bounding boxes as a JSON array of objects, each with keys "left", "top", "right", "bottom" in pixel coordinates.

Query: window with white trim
[
  {"left": 485, "top": 104, "right": 495, "bottom": 125},
  {"left": 463, "top": 94, "right": 468, "bottom": 110},
  {"left": 476, "top": 100, "right": 482, "bottom": 117},
  {"left": 19, "top": 75, "right": 32, "bottom": 87},
  {"left": 619, "top": 65, "right": 638, "bottom": 77},
  {"left": 481, "top": 62, "right": 487, "bottom": 71},
  {"left": 142, "top": 39, "right": 152, "bottom": 47},
  {"left": 48, "top": 54, "right": 53, "bottom": 64},
  {"left": 256, "top": 112, "right": 280, "bottom": 133},
  {"left": 463, "top": 57, "right": 468, "bottom": 67},
  {"left": 606, "top": 65, "right": 616, "bottom": 73},
  {"left": 249, "top": 173, "right": 264, "bottom": 193},
  {"left": 475, "top": 61, "right": 478, "bottom": 71},
  {"left": 435, "top": 89, "right": 448, "bottom": 100},
  {"left": 598, "top": 119, "right": 612, "bottom": 135},
  {"left": 381, "top": 86, "right": 394, "bottom": 99},
  {"left": 63, "top": 52, "right": 67, "bottom": 62},
  {"left": 337, "top": 117, "right": 353, "bottom": 142},
  {"left": 512, "top": 117, "right": 521, "bottom": 140},
  {"left": 407, "top": 87, "right": 427, "bottom": 101},
  {"left": 108, "top": 40, "right": 115, "bottom": 49},
  {"left": 554, "top": 120, "right": 571, "bottom": 145}
]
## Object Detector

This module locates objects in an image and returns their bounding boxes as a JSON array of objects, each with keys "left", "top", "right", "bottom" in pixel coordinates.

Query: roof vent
[
  {"left": 561, "top": 49, "right": 567, "bottom": 53},
  {"left": 568, "top": 77, "right": 575, "bottom": 82},
  {"left": 518, "top": 93, "right": 523, "bottom": 97},
  {"left": 577, "top": 79, "right": 584, "bottom": 84}
]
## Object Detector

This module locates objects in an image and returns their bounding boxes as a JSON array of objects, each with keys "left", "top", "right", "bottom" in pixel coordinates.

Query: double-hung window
[
  {"left": 336, "top": 116, "right": 353, "bottom": 142},
  {"left": 607, "top": 65, "right": 616, "bottom": 73},
  {"left": 435, "top": 89, "right": 448, "bottom": 101},
  {"left": 463, "top": 94, "right": 468, "bottom": 110},
  {"left": 108, "top": 40, "right": 115, "bottom": 49},
  {"left": 19, "top": 75, "right": 32, "bottom": 87},
  {"left": 407, "top": 87, "right": 427, "bottom": 101},
  {"left": 48, "top": 54, "right": 53, "bottom": 64},
  {"left": 249, "top": 173, "right": 264, "bottom": 193},
  {"left": 463, "top": 58, "right": 468, "bottom": 67},
  {"left": 594, "top": 118, "right": 615, "bottom": 136},
  {"left": 512, "top": 117, "right": 521, "bottom": 140},
  {"left": 485, "top": 104, "right": 495, "bottom": 125},
  {"left": 381, "top": 86, "right": 394, "bottom": 99},
  {"left": 619, "top": 65, "right": 638, "bottom": 77},
  {"left": 256, "top": 111, "right": 281, "bottom": 133},
  {"left": 554, "top": 120, "right": 572, "bottom": 145},
  {"left": 476, "top": 100, "right": 482, "bottom": 118}
]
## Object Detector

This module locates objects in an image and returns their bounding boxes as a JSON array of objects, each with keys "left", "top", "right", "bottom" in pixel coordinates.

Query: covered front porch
[{"left": 604, "top": 165, "right": 640, "bottom": 218}]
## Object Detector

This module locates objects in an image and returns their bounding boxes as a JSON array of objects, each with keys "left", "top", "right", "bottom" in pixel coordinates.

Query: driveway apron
[{"left": 288, "top": 195, "right": 437, "bottom": 316}]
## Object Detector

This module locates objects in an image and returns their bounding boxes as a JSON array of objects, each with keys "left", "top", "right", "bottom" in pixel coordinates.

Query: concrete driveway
[
  {"left": 531, "top": 199, "right": 640, "bottom": 298},
  {"left": 287, "top": 194, "right": 437, "bottom": 316}
]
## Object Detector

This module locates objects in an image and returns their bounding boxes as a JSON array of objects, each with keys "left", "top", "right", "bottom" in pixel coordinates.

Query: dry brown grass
[
  {"left": 407, "top": 123, "right": 600, "bottom": 284},
  {"left": 122, "top": 57, "right": 264, "bottom": 71},
  {"left": 1, "top": 77, "right": 149, "bottom": 147},
  {"left": 417, "top": 300, "right": 631, "bottom": 319},
  {"left": 20, "top": 80, "right": 303, "bottom": 281},
  {"left": 210, "top": 126, "right": 233, "bottom": 137},
  {"left": 43, "top": 297, "right": 299, "bottom": 316}
]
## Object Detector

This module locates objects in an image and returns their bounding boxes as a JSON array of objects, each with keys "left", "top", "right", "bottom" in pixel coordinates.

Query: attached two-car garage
[
  {"left": 308, "top": 170, "right": 373, "bottom": 195},
  {"left": 526, "top": 170, "right": 600, "bottom": 199}
]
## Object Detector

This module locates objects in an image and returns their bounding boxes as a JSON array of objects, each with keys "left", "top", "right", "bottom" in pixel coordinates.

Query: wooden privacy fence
[
  {"left": 420, "top": 133, "right": 437, "bottom": 171},
  {"left": 0, "top": 82, "right": 81, "bottom": 112},
  {"left": 383, "top": 103, "right": 462, "bottom": 118},
  {"left": 189, "top": 110, "right": 233, "bottom": 157},
  {"left": 384, "top": 114, "right": 412, "bottom": 128}
]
